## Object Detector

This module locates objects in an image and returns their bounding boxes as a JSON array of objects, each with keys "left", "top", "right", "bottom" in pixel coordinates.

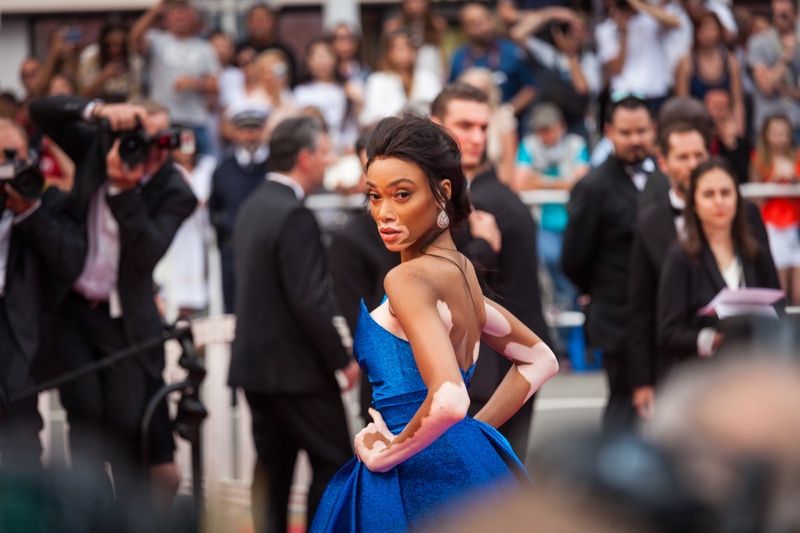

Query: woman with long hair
[
  {"left": 326, "top": 22, "right": 372, "bottom": 87},
  {"left": 359, "top": 28, "right": 442, "bottom": 127},
  {"left": 294, "top": 38, "right": 359, "bottom": 155},
  {"left": 310, "top": 114, "right": 558, "bottom": 532},
  {"left": 658, "top": 158, "right": 782, "bottom": 365},
  {"left": 79, "top": 19, "right": 141, "bottom": 102},
  {"left": 674, "top": 10, "right": 745, "bottom": 135},
  {"left": 750, "top": 114, "right": 800, "bottom": 305},
  {"left": 383, "top": 0, "right": 448, "bottom": 79}
]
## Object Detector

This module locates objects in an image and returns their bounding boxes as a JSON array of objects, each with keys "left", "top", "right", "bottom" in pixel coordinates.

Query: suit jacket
[
  {"left": 657, "top": 241, "right": 781, "bottom": 363},
  {"left": 229, "top": 180, "right": 350, "bottom": 394},
  {"left": 455, "top": 167, "right": 551, "bottom": 403},
  {"left": 627, "top": 194, "right": 771, "bottom": 387},
  {"left": 2, "top": 189, "right": 71, "bottom": 384},
  {"left": 27, "top": 95, "right": 197, "bottom": 376},
  {"left": 561, "top": 156, "right": 661, "bottom": 355},
  {"left": 329, "top": 212, "right": 399, "bottom": 335}
]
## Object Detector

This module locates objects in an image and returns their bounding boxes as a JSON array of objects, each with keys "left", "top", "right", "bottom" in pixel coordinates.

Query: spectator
[
  {"left": 750, "top": 114, "right": 800, "bottom": 305},
  {"left": 384, "top": 0, "right": 448, "bottom": 80},
  {"left": 154, "top": 127, "right": 216, "bottom": 319},
  {"left": 78, "top": 19, "right": 142, "bottom": 103},
  {"left": 510, "top": 7, "right": 601, "bottom": 138},
  {"left": 661, "top": 0, "right": 694, "bottom": 81},
  {"left": 705, "top": 88, "right": 751, "bottom": 184},
  {"left": 209, "top": 103, "right": 270, "bottom": 314},
  {"left": 28, "top": 95, "right": 196, "bottom": 511},
  {"left": 130, "top": 0, "right": 220, "bottom": 155},
  {"left": 294, "top": 39, "right": 359, "bottom": 156},
  {"left": 448, "top": 3, "right": 537, "bottom": 121},
  {"left": 36, "top": 25, "right": 83, "bottom": 101},
  {"left": 457, "top": 67, "right": 519, "bottom": 186},
  {"left": 228, "top": 116, "right": 359, "bottom": 533},
  {"left": 674, "top": 11, "right": 745, "bottom": 136},
  {"left": 236, "top": 3, "right": 299, "bottom": 88},
  {"left": 496, "top": 0, "right": 571, "bottom": 29},
  {"left": 516, "top": 103, "right": 588, "bottom": 313},
  {"left": 208, "top": 30, "right": 240, "bottom": 158},
  {"left": 561, "top": 96, "right": 663, "bottom": 434},
  {"left": 595, "top": 0, "right": 681, "bottom": 114},
  {"left": 326, "top": 22, "right": 371, "bottom": 88},
  {"left": 658, "top": 158, "right": 782, "bottom": 362},
  {"left": 16, "top": 57, "right": 43, "bottom": 148},
  {"left": 747, "top": 0, "right": 800, "bottom": 136},
  {"left": 683, "top": 0, "right": 739, "bottom": 43},
  {"left": 249, "top": 50, "right": 297, "bottom": 140},
  {"left": 360, "top": 28, "right": 441, "bottom": 127}
]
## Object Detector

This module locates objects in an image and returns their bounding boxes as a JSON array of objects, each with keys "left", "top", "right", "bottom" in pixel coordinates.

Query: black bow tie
[
  {"left": 624, "top": 162, "right": 646, "bottom": 176},
  {"left": 670, "top": 205, "right": 683, "bottom": 217}
]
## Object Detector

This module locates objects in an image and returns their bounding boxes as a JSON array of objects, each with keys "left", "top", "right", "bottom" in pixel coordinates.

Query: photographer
[
  {"left": 27, "top": 95, "right": 196, "bottom": 507},
  {"left": 0, "top": 119, "right": 75, "bottom": 470}
]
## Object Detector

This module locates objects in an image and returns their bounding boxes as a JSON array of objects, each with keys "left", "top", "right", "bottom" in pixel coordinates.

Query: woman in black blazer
[{"left": 657, "top": 158, "right": 782, "bottom": 365}]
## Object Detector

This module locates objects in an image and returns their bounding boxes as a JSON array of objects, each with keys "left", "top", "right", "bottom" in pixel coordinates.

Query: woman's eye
[
  {"left": 396, "top": 191, "right": 410, "bottom": 199},
  {"left": 367, "top": 192, "right": 380, "bottom": 201}
]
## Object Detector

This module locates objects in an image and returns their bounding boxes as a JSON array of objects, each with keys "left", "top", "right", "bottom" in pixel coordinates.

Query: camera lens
[
  {"left": 12, "top": 165, "right": 44, "bottom": 199},
  {"left": 118, "top": 132, "right": 149, "bottom": 167}
]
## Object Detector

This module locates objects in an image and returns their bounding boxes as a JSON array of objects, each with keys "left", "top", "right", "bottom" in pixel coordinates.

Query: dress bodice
[{"left": 353, "top": 300, "right": 475, "bottom": 431}]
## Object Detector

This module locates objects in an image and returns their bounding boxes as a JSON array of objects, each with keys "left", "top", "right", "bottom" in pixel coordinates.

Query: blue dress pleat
[{"left": 310, "top": 300, "right": 529, "bottom": 532}]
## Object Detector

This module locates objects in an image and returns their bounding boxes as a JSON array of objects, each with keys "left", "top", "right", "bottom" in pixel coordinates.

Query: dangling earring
[{"left": 436, "top": 202, "right": 450, "bottom": 229}]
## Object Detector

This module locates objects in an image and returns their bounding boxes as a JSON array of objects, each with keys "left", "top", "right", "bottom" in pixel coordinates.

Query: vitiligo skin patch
[
  {"left": 483, "top": 303, "right": 512, "bottom": 337},
  {"left": 355, "top": 381, "right": 469, "bottom": 473}
]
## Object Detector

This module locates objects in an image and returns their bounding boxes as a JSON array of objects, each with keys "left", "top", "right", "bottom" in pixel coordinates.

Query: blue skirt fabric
[
  {"left": 310, "top": 391, "right": 528, "bottom": 532},
  {"left": 310, "top": 301, "right": 529, "bottom": 532}
]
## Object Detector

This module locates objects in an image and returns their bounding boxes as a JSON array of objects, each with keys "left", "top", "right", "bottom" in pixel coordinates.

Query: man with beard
[
  {"left": 431, "top": 83, "right": 551, "bottom": 460},
  {"left": 561, "top": 95, "right": 659, "bottom": 434}
]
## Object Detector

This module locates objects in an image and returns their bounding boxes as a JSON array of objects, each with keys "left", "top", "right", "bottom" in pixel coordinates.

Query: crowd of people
[{"left": 0, "top": 0, "right": 799, "bottom": 531}]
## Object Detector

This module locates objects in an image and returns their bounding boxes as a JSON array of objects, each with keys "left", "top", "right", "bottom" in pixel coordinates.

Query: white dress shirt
[{"left": 267, "top": 172, "right": 305, "bottom": 201}]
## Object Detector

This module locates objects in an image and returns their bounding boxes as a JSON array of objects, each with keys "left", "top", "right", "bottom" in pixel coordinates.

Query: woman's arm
[
  {"left": 728, "top": 55, "right": 746, "bottom": 137},
  {"left": 657, "top": 248, "right": 714, "bottom": 359},
  {"left": 673, "top": 55, "right": 691, "bottom": 97},
  {"left": 472, "top": 299, "right": 559, "bottom": 428},
  {"left": 354, "top": 265, "right": 471, "bottom": 473}
]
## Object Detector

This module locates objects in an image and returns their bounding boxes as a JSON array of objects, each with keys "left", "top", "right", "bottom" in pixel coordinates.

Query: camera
[
  {"left": 106, "top": 121, "right": 181, "bottom": 167},
  {"left": 0, "top": 148, "right": 44, "bottom": 199}
]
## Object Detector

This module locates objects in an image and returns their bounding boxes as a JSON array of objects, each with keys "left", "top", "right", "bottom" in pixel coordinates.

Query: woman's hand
[{"left": 354, "top": 408, "right": 396, "bottom": 472}]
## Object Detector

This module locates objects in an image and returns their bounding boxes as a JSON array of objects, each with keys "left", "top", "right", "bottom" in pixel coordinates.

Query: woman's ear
[{"left": 441, "top": 179, "right": 452, "bottom": 200}]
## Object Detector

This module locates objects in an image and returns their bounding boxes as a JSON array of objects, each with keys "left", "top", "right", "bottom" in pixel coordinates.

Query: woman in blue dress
[{"left": 311, "top": 114, "right": 559, "bottom": 532}]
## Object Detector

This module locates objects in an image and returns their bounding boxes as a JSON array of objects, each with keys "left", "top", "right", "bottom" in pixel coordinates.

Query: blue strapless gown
[{"left": 310, "top": 300, "right": 528, "bottom": 533}]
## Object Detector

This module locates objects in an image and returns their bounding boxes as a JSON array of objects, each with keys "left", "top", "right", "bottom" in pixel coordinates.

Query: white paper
[{"left": 698, "top": 288, "right": 784, "bottom": 318}]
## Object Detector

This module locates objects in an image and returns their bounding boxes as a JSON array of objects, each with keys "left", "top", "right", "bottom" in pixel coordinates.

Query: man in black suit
[
  {"left": 628, "top": 122, "right": 771, "bottom": 420},
  {"left": 229, "top": 116, "right": 360, "bottom": 533},
  {"left": 431, "top": 83, "right": 552, "bottom": 461},
  {"left": 26, "top": 96, "right": 197, "bottom": 504},
  {"left": 329, "top": 137, "right": 399, "bottom": 424},
  {"left": 561, "top": 95, "right": 658, "bottom": 434},
  {"left": 0, "top": 120, "right": 68, "bottom": 469}
]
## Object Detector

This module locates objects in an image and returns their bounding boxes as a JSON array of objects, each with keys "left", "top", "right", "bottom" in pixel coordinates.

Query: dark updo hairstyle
[
  {"left": 365, "top": 113, "right": 471, "bottom": 252},
  {"left": 682, "top": 156, "right": 757, "bottom": 262}
]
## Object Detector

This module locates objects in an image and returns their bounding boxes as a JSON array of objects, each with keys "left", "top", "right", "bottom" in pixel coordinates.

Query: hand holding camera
[
  {"left": 92, "top": 102, "right": 148, "bottom": 133},
  {"left": 0, "top": 148, "right": 44, "bottom": 209},
  {"left": 106, "top": 139, "right": 144, "bottom": 192}
]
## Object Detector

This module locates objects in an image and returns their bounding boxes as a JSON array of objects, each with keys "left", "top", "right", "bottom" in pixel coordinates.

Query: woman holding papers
[{"left": 657, "top": 158, "right": 782, "bottom": 363}]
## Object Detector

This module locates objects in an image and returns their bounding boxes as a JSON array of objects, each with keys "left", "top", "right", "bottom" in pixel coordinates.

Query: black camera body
[
  {"left": 102, "top": 120, "right": 181, "bottom": 168},
  {"left": 0, "top": 148, "right": 44, "bottom": 199}
]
